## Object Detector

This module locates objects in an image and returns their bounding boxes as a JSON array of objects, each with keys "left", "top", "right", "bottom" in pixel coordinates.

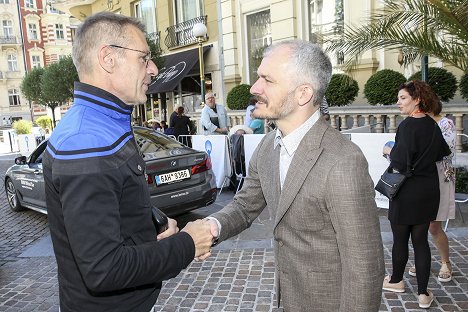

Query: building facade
[
  {"left": 0, "top": 0, "right": 29, "bottom": 125},
  {"left": 54, "top": 0, "right": 464, "bottom": 123},
  {"left": 19, "top": 0, "right": 78, "bottom": 119},
  {"left": 0, "top": 0, "right": 77, "bottom": 126}
]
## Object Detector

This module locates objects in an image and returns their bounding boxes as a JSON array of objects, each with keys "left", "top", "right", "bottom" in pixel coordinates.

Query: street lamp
[{"left": 192, "top": 22, "right": 208, "bottom": 107}]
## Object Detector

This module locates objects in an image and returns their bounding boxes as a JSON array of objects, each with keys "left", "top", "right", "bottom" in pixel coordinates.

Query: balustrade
[{"left": 187, "top": 103, "right": 468, "bottom": 151}]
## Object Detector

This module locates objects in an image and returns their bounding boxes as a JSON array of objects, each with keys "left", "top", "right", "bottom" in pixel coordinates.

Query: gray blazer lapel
[{"left": 274, "top": 118, "right": 328, "bottom": 227}]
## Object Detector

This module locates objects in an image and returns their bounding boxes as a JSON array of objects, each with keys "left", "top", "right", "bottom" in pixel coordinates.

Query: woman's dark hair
[
  {"left": 399, "top": 80, "right": 440, "bottom": 113},
  {"left": 432, "top": 100, "right": 442, "bottom": 116}
]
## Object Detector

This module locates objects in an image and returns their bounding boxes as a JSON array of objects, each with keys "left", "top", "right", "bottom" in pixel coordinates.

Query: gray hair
[
  {"left": 263, "top": 40, "right": 332, "bottom": 106},
  {"left": 72, "top": 12, "right": 146, "bottom": 78}
]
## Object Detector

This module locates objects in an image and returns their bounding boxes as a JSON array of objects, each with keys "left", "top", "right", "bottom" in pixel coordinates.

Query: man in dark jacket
[{"left": 43, "top": 12, "right": 214, "bottom": 312}]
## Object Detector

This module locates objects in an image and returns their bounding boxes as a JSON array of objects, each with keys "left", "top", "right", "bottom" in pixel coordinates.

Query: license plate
[{"left": 155, "top": 169, "right": 190, "bottom": 185}]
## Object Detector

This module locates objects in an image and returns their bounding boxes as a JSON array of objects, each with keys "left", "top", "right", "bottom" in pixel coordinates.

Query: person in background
[
  {"left": 248, "top": 107, "right": 265, "bottom": 134},
  {"left": 382, "top": 80, "right": 450, "bottom": 309},
  {"left": 244, "top": 97, "right": 257, "bottom": 127},
  {"left": 320, "top": 97, "right": 330, "bottom": 121},
  {"left": 172, "top": 106, "right": 195, "bottom": 146},
  {"left": 152, "top": 121, "right": 161, "bottom": 131},
  {"left": 160, "top": 120, "right": 168, "bottom": 131},
  {"left": 407, "top": 100, "right": 456, "bottom": 282},
  {"left": 169, "top": 105, "right": 181, "bottom": 127},
  {"left": 204, "top": 40, "right": 384, "bottom": 312},
  {"left": 42, "top": 12, "right": 214, "bottom": 312},
  {"left": 200, "top": 92, "right": 230, "bottom": 135}
]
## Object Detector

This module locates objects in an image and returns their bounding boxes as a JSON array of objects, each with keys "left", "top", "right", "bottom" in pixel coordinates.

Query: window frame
[
  {"left": 2, "top": 20, "right": 13, "bottom": 37},
  {"left": 7, "top": 54, "right": 17, "bottom": 71},
  {"left": 28, "top": 23, "right": 38, "bottom": 40},
  {"left": 31, "top": 55, "right": 41, "bottom": 68},
  {"left": 25, "top": 0, "right": 35, "bottom": 9},
  {"left": 55, "top": 23, "right": 64, "bottom": 40},
  {"left": 8, "top": 89, "right": 21, "bottom": 106}
]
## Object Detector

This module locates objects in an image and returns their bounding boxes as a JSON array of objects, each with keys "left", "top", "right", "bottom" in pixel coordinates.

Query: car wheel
[{"left": 5, "top": 178, "right": 23, "bottom": 212}]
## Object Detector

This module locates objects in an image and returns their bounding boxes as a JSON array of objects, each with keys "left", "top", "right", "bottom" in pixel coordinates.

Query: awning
[{"left": 146, "top": 45, "right": 211, "bottom": 94}]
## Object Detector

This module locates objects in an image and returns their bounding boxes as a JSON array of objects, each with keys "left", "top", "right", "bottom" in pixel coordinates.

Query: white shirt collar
[{"left": 274, "top": 110, "right": 321, "bottom": 156}]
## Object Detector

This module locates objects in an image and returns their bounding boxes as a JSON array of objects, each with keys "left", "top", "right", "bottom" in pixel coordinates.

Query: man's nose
[
  {"left": 147, "top": 60, "right": 158, "bottom": 76},
  {"left": 250, "top": 79, "right": 261, "bottom": 95}
]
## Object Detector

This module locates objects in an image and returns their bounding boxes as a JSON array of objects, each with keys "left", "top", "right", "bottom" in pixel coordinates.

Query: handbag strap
[{"left": 406, "top": 121, "right": 437, "bottom": 172}]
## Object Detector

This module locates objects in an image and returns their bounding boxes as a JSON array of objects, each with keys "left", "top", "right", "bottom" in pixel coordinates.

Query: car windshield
[{"left": 134, "top": 128, "right": 185, "bottom": 156}]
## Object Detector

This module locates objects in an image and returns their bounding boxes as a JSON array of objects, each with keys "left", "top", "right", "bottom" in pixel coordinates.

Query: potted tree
[{"left": 12, "top": 120, "right": 36, "bottom": 155}]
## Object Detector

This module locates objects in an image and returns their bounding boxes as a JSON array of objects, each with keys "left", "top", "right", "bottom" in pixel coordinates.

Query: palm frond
[{"left": 325, "top": 0, "right": 468, "bottom": 72}]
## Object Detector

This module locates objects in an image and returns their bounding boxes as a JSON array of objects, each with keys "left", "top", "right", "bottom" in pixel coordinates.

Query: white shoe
[{"left": 418, "top": 290, "right": 434, "bottom": 309}]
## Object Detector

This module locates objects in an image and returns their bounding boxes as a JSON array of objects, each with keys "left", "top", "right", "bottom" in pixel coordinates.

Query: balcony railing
[
  {"left": 164, "top": 15, "right": 207, "bottom": 49},
  {"left": 0, "top": 36, "right": 18, "bottom": 44},
  {"left": 188, "top": 103, "right": 468, "bottom": 152}
]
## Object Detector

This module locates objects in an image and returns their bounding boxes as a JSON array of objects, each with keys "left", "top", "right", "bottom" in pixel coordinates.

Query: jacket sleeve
[
  {"left": 325, "top": 151, "right": 385, "bottom": 312},
  {"left": 210, "top": 137, "right": 267, "bottom": 241},
  {"left": 50, "top": 161, "right": 195, "bottom": 293}
]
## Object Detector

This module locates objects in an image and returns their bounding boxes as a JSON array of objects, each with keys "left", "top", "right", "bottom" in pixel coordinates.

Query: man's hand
[
  {"left": 181, "top": 219, "right": 214, "bottom": 258},
  {"left": 157, "top": 218, "right": 179, "bottom": 241},
  {"left": 216, "top": 127, "right": 228, "bottom": 134},
  {"left": 194, "top": 218, "right": 220, "bottom": 260}
]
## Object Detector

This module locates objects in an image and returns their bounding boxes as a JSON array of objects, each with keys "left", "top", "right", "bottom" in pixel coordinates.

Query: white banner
[
  {"left": 191, "top": 135, "right": 231, "bottom": 188},
  {"left": 349, "top": 133, "right": 396, "bottom": 209},
  {"left": 243, "top": 134, "right": 266, "bottom": 175}
]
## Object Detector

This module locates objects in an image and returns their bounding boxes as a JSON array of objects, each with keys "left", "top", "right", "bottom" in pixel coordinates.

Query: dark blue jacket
[{"left": 43, "top": 82, "right": 195, "bottom": 312}]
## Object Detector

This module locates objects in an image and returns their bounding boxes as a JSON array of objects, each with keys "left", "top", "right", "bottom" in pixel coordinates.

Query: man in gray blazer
[{"left": 206, "top": 40, "right": 384, "bottom": 311}]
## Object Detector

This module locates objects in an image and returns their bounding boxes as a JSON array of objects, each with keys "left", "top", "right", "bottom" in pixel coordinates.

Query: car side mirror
[{"left": 15, "top": 156, "right": 27, "bottom": 165}]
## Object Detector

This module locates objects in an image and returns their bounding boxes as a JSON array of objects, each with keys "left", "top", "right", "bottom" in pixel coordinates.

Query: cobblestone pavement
[{"left": 1, "top": 154, "right": 468, "bottom": 311}]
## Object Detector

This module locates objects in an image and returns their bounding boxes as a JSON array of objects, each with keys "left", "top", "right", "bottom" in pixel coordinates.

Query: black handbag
[
  {"left": 152, "top": 206, "right": 169, "bottom": 234},
  {"left": 375, "top": 167, "right": 408, "bottom": 199},
  {"left": 375, "top": 124, "right": 436, "bottom": 200}
]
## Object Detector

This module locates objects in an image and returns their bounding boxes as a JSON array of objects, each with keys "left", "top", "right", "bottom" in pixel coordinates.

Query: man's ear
[
  {"left": 98, "top": 45, "right": 114, "bottom": 74},
  {"left": 297, "top": 84, "right": 314, "bottom": 106}
]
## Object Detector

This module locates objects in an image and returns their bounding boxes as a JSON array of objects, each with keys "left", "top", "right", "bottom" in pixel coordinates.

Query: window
[
  {"left": 308, "top": 0, "right": 323, "bottom": 44},
  {"left": 8, "top": 89, "right": 21, "bottom": 106},
  {"left": 32, "top": 55, "right": 41, "bottom": 68},
  {"left": 133, "top": 1, "right": 141, "bottom": 18},
  {"left": 0, "top": 0, "right": 10, "bottom": 3},
  {"left": 140, "top": 0, "right": 157, "bottom": 34},
  {"left": 7, "top": 54, "right": 17, "bottom": 71},
  {"left": 55, "top": 24, "right": 64, "bottom": 39},
  {"left": 28, "top": 23, "right": 37, "bottom": 39},
  {"left": 174, "top": 0, "right": 202, "bottom": 24},
  {"left": 246, "top": 10, "right": 271, "bottom": 84},
  {"left": 25, "top": 0, "right": 34, "bottom": 8},
  {"left": 3, "top": 20, "right": 13, "bottom": 37}
]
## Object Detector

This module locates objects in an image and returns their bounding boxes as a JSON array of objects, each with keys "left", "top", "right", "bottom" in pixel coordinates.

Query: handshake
[{"left": 157, "top": 217, "right": 219, "bottom": 261}]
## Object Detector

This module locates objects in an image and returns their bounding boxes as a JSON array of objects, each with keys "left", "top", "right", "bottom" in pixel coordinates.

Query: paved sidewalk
[{"left": 1, "top": 191, "right": 468, "bottom": 311}]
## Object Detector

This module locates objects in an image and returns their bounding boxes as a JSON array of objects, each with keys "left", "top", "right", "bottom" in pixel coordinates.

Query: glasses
[{"left": 109, "top": 44, "right": 152, "bottom": 67}]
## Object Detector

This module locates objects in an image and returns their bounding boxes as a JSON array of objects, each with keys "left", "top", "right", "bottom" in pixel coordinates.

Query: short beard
[{"left": 253, "top": 91, "right": 295, "bottom": 120}]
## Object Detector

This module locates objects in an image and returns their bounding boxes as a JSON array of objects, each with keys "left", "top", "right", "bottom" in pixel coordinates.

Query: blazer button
[{"left": 278, "top": 240, "right": 284, "bottom": 247}]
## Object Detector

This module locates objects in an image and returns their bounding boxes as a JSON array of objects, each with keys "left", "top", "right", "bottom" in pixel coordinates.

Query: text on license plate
[{"left": 156, "top": 169, "right": 190, "bottom": 185}]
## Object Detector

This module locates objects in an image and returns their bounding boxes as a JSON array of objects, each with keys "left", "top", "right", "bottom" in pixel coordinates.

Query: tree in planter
[
  {"left": 20, "top": 67, "right": 44, "bottom": 117},
  {"left": 35, "top": 115, "right": 53, "bottom": 130},
  {"left": 459, "top": 72, "right": 468, "bottom": 101},
  {"left": 20, "top": 56, "right": 78, "bottom": 128},
  {"left": 41, "top": 56, "right": 79, "bottom": 127},
  {"left": 12, "top": 120, "right": 33, "bottom": 134},
  {"left": 408, "top": 67, "right": 457, "bottom": 102},
  {"left": 226, "top": 84, "right": 252, "bottom": 110},
  {"left": 325, "top": 74, "right": 359, "bottom": 106},
  {"left": 364, "top": 69, "right": 406, "bottom": 105}
]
